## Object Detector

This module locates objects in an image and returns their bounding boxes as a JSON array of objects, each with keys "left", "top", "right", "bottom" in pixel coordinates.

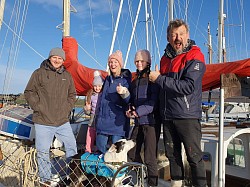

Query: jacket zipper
[
  {"left": 136, "top": 77, "right": 140, "bottom": 106},
  {"left": 184, "top": 95, "right": 190, "bottom": 110}
]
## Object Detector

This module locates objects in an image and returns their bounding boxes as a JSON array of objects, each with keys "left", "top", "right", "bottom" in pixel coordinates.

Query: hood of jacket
[{"left": 40, "top": 59, "right": 65, "bottom": 74}]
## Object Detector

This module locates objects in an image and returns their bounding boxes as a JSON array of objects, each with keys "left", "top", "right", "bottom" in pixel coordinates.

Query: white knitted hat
[{"left": 93, "top": 70, "right": 104, "bottom": 86}]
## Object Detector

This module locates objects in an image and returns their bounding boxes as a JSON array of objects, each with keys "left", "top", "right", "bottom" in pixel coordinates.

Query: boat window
[
  {"left": 224, "top": 104, "right": 234, "bottom": 113},
  {"left": 226, "top": 138, "right": 245, "bottom": 168}
]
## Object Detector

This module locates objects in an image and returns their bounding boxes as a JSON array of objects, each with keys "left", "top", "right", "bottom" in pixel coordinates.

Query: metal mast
[
  {"left": 208, "top": 22, "right": 213, "bottom": 64},
  {"left": 168, "top": 0, "right": 174, "bottom": 22},
  {"left": 218, "top": 0, "right": 224, "bottom": 63},
  {"left": 0, "top": 0, "right": 6, "bottom": 30},
  {"left": 222, "top": 15, "right": 226, "bottom": 62},
  {"left": 63, "top": 0, "right": 70, "bottom": 37},
  {"left": 218, "top": 1, "right": 226, "bottom": 187}
]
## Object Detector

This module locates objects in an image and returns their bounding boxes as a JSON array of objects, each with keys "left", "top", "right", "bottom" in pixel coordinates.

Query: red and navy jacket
[{"left": 155, "top": 40, "right": 206, "bottom": 120}]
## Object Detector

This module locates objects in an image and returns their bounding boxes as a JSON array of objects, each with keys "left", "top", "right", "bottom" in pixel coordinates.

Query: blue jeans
[
  {"left": 163, "top": 119, "right": 207, "bottom": 187},
  {"left": 35, "top": 122, "right": 77, "bottom": 182},
  {"left": 96, "top": 133, "right": 122, "bottom": 153}
]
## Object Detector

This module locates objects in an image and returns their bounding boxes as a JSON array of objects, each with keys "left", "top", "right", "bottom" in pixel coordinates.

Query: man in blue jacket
[{"left": 149, "top": 19, "right": 207, "bottom": 187}]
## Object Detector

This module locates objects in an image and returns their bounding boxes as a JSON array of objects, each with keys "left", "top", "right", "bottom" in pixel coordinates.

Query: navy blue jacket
[
  {"left": 156, "top": 40, "right": 206, "bottom": 120},
  {"left": 95, "top": 69, "right": 131, "bottom": 137},
  {"left": 130, "top": 70, "right": 159, "bottom": 125}
]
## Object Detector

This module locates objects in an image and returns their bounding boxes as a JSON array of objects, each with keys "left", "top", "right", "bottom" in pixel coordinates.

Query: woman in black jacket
[{"left": 127, "top": 49, "right": 159, "bottom": 186}]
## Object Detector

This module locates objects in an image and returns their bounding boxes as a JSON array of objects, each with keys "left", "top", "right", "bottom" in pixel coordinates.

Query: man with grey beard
[{"left": 149, "top": 19, "right": 207, "bottom": 187}]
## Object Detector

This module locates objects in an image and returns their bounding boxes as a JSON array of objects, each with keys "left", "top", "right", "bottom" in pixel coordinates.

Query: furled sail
[{"left": 63, "top": 37, "right": 250, "bottom": 95}]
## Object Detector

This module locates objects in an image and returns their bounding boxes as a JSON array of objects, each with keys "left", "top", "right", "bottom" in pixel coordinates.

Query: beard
[{"left": 174, "top": 40, "right": 189, "bottom": 55}]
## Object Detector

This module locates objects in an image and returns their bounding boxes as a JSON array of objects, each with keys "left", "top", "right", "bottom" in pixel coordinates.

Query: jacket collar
[{"left": 164, "top": 39, "right": 196, "bottom": 59}]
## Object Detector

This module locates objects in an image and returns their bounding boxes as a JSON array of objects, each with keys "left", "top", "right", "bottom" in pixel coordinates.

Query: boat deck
[{"left": 0, "top": 106, "right": 33, "bottom": 124}]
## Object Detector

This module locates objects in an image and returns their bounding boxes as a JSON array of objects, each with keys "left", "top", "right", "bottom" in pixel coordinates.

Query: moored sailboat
[{"left": 0, "top": 0, "right": 250, "bottom": 187}]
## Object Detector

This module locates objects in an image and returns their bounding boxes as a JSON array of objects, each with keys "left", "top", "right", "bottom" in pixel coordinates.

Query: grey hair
[{"left": 167, "top": 19, "right": 189, "bottom": 37}]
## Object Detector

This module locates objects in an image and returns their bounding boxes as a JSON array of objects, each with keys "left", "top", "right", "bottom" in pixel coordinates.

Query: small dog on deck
[
  {"left": 104, "top": 139, "right": 136, "bottom": 167},
  {"left": 75, "top": 139, "right": 136, "bottom": 187}
]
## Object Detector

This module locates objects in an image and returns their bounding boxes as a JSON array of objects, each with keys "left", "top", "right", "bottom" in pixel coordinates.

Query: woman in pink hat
[{"left": 95, "top": 50, "right": 132, "bottom": 154}]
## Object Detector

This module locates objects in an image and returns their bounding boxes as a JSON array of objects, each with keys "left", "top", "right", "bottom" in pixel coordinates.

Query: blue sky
[{"left": 0, "top": 0, "right": 249, "bottom": 94}]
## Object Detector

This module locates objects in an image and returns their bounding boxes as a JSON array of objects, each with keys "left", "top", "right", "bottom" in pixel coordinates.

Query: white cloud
[
  {"left": 30, "top": 0, "right": 62, "bottom": 8},
  {"left": 71, "top": 0, "right": 119, "bottom": 19},
  {"left": 30, "top": 0, "right": 119, "bottom": 18}
]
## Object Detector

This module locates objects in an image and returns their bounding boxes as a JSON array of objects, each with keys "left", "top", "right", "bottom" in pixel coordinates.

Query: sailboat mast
[
  {"left": 222, "top": 18, "right": 226, "bottom": 62},
  {"left": 168, "top": 0, "right": 174, "bottom": 22},
  {"left": 0, "top": 0, "right": 6, "bottom": 30},
  {"left": 63, "top": 0, "right": 70, "bottom": 37},
  {"left": 208, "top": 22, "right": 213, "bottom": 64},
  {"left": 218, "top": 0, "right": 224, "bottom": 63},
  {"left": 218, "top": 1, "right": 226, "bottom": 186},
  {"left": 107, "top": 0, "right": 124, "bottom": 71},
  {"left": 145, "top": 0, "right": 149, "bottom": 50}
]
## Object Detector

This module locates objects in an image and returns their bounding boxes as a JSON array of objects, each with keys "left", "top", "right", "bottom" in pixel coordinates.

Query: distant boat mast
[
  {"left": 207, "top": 22, "right": 213, "bottom": 64},
  {"left": 218, "top": 0, "right": 226, "bottom": 63}
]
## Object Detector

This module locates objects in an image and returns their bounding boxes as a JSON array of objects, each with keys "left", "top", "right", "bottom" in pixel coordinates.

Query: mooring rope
[{"left": 16, "top": 147, "right": 38, "bottom": 186}]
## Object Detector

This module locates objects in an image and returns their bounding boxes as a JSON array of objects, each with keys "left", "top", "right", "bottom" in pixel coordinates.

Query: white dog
[
  {"left": 104, "top": 139, "right": 136, "bottom": 186},
  {"left": 104, "top": 139, "right": 136, "bottom": 164}
]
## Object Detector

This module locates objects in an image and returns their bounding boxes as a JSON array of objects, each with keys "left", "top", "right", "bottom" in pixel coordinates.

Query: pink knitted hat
[{"left": 108, "top": 50, "right": 123, "bottom": 68}]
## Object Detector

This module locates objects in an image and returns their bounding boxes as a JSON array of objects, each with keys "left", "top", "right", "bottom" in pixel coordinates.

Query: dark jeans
[
  {"left": 128, "top": 125, "right": 158, "bottom": 186},
  {"left": 163, "top": 119, "right": 207, "bottom": 187},
  {"left": 154, "top": 113, "right": 162, "bottom": 155}
]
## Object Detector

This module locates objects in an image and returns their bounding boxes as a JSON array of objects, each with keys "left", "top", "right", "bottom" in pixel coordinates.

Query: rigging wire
[
  {"left": 184, "top": 0, "right": 190, "bottom": 23},
  {"left": 8, "top": 0, "right": 30, "bottom": 95},
  {"left": 225, "top": 0, "right": 236, "bottom": 61},
  {"left": 193, "top": 0, "right": 203, "bottom": 39},
  {"left": 240, "top": 0, "right": 248, "bottom": 58},
  {"left": 128, "top": 0, "right": 139, "bottom": 50},
  {"left": 106, "top": 0, "right": 124, "bottom": 71},
  {"left": 108, "top": 0, "right": 123, "bottom": 51},
  {"left": 148, "top": 0, "right": 160, "bottom": 62},
  {"left": 108, "top": 0, "right": 115, "bottom": 34},
  {"left": 0, "top": 0, "right": 43, "bottom": 97},
  {"left": 158, "top": 2, "right": 168, "bottom": 50},
  {"left": 1, "top": 21, "right": 44, "bottom": 59},
  {"left": 108, "top": 0, "right": 120, "bottom": 50},
  {"left": 176, "top": 0, "right": 182, "bottom": 18},
  {"left": 156, "top": 0, "right": 160, "bottom": 32},
  {"left": 0, "top": 0, "right": 17, "bottom": 64},
  {"left": 124, "top": 0, "right": 143, "bottom": 68},
  {"left": 224, "top": 0, "right": 247, "bottom": 61},
  {"left": 77, "top": 43, "right": 105, "bottom": 70},
  {"left": 88, "top": 0, "right": 97, "bottom": 60},
  {"left": 119, "top": 2, "right": 130, "bottom": 50},
  {"left": 2, "top": 0, "right": 24, "bottom": 96}
]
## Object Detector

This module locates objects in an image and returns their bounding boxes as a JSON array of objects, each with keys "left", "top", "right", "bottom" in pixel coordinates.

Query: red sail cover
[
  {"left": 63, "top": 37, "right": 108, "bottom": 96},
  {"left": 63, "top": 37, "right": 250, "bottom": 96},
  {"left": 203, "top": 59, "right": 250, "bottom": 91}
]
